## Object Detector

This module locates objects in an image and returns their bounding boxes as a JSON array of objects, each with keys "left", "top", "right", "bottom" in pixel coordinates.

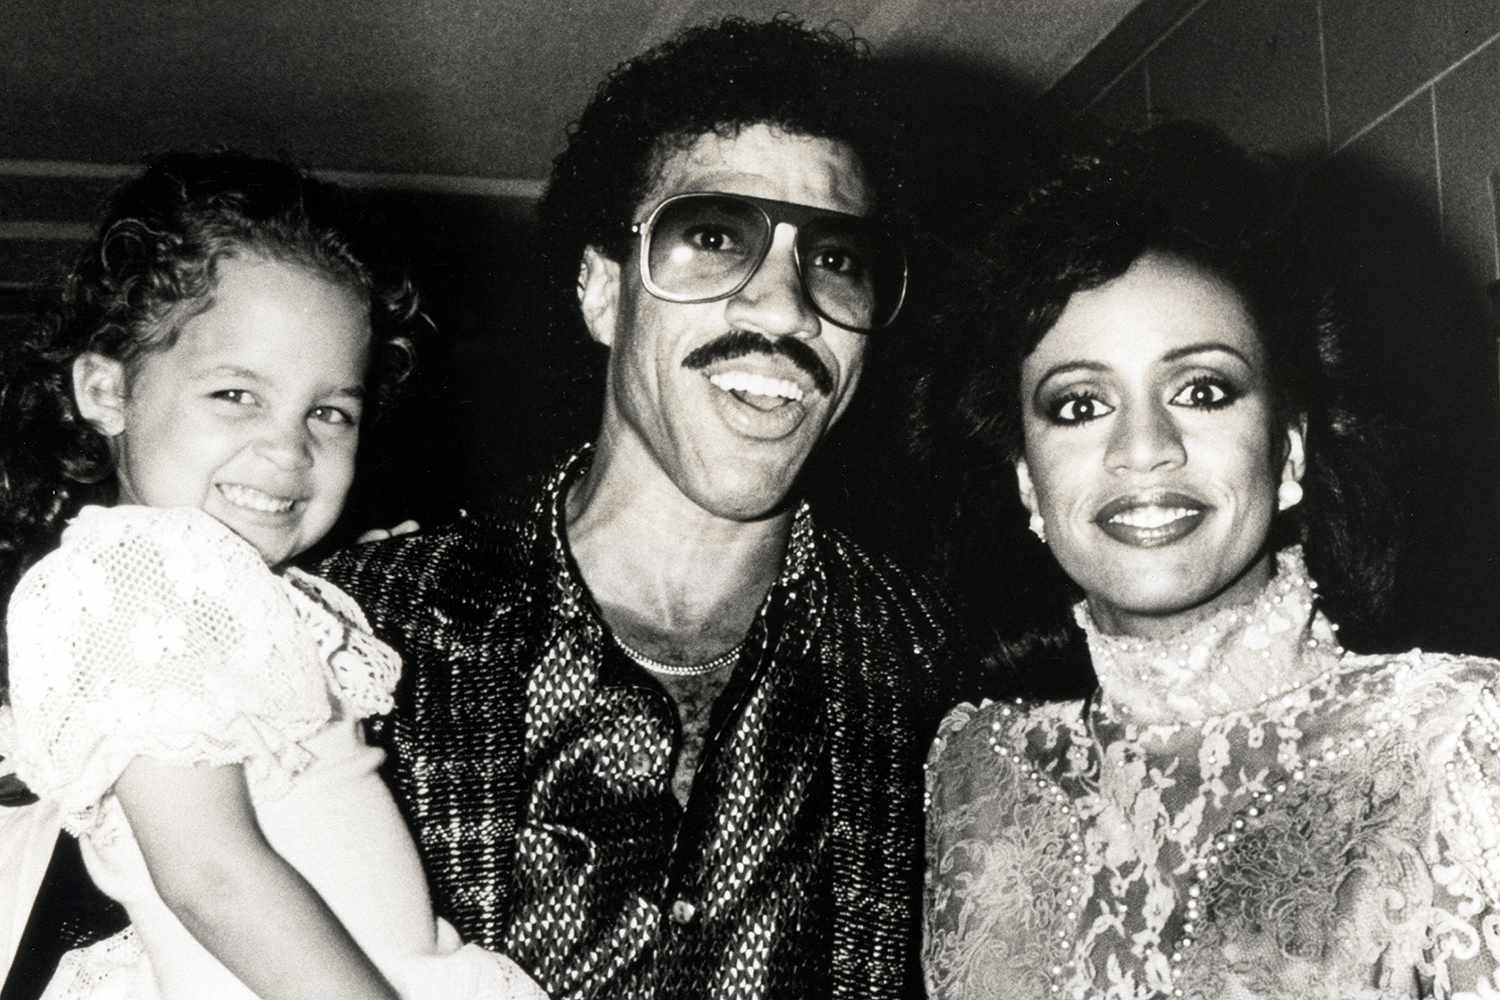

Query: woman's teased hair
[
  {"left": 0, "top": 150, "right": 427, "bottom": 617},
  {"left": 925, "top": 121, "right": 1400, "bottom": 694}
]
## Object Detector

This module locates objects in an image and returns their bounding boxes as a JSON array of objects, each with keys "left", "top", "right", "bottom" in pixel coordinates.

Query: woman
[{"left": 921, "top": 122, "right": 1500, "bottom": 998}]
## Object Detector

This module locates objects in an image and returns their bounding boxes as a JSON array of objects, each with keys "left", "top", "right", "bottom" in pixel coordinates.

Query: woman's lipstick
[{"left": 1094, "top": 491, "right": 1207, "bottom": 547}]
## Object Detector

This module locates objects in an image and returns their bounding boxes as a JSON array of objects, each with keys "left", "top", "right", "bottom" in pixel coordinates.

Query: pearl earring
[
  {"left": 1277, "top": 480, "right": 1303, "bottom": 512},
  {"left": 1028, "top": 512, "right": 1047, "bottom": 543}
]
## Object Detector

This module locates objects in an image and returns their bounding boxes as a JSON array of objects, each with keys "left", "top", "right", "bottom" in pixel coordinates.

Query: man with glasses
[{"left": 324, "top": 15, "right": 985, "bottom": 998}]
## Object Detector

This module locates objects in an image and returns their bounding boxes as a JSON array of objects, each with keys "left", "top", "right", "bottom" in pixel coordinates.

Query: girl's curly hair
[{"left": 0, "top": 150, "right": 426, "bottom": 614}]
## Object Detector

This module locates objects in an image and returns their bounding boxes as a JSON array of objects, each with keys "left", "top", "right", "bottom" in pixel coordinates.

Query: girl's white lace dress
[
  {"left": 923, "top": 547, "right": 1500, "bottom": 1000},
  {"left": 2, "top": 505, "right": 544, "bottom": 999}
]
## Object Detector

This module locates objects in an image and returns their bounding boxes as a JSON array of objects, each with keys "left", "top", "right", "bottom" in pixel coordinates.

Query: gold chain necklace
[{"left": 611, "top": 633, "right": 745, "bottom": 677}]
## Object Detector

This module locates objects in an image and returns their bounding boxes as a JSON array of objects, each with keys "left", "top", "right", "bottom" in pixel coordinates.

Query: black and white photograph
[{"left": 4, "top": 2, "right": 1500, "bottom": 997}]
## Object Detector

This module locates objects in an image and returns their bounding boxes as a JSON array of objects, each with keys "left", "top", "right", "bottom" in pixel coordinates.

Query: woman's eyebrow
[
  {"left": 1160, "top": 341, "right": 1253, "bottom": 365},
  {"left": 1034, "top": 359, "right": 1109, "bottom": 386}
]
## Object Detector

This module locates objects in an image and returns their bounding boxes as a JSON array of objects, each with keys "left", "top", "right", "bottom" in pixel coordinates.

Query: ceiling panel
[{"left": 1, "top": 0, "right": 1140, "bottom": 183}]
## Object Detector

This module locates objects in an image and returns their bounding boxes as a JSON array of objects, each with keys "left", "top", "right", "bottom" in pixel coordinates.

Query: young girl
[{"left": 0, "top": 151, "right": 544, "bottom": 1000}]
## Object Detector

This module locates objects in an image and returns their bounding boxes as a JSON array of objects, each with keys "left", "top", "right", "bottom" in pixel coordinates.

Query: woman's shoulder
[
  {"left": 1337, "top": 645, "right": 1499, "bottom": 711},
  {"left": 926, "top": 695, "right": 1092, "bottom": 842},
  {"left": 928, "top": 696, "right": 1084, "bottom": 773},
  {"left": 1325, "top": 646, "right": 1500, "bottom": 764},
  {"left": 1330, "top": 647, "right": 1500, "bottom": 910}
]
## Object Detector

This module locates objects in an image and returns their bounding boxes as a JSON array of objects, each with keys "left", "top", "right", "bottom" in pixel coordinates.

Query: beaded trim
[
  {"left": 986, "top": 702, "right": 1088, "bottom": 994},
  {"left": 1167, "top": 705, "right": 1399, "bottom": 991},
  {"left": 985, "top": 675, "right": 1500, "bottom": 997},
  {"left": 986, "top": 694, "right": 1406, "bottom": 996},
  {"left": 1446, "top": 685, "right": 1500, "bottom": 901},
  {"left": 1080, "top": 547, "right": 1344, "bottom": 727},
  {"left": 612, "top": 633, "right": 745, "bottom": 677}
]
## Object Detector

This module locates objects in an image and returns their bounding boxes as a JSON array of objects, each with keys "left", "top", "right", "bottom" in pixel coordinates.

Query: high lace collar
[{"left": 1077, "top": 546, "right": 1344, "bottom": 726}]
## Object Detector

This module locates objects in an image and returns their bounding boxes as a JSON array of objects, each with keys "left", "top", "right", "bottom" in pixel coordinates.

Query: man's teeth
[
  {"left": 1109, "top": 506, "right": 1198, "bottom": 529},
  {"left": 708, "top": 371, "right": 804, "bottom": 402},
  {"left": 219, "top": 484, "right": 295, "bottom": 513}
]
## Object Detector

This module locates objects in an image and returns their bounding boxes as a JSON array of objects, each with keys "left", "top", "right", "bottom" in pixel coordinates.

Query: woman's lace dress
[
  {"left": 923, "top": 547, "right": 1500, "bottom": 999},
  {"left": 2, "top": 506, "right": 544, "bottom": 999}
]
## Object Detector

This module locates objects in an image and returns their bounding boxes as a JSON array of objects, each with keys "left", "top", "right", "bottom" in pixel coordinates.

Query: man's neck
[{"left": 564, "top": 441, "right": 792, "bottom": 664}]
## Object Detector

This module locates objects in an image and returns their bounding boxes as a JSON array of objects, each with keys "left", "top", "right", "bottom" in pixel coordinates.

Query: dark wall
[
  {"left": 7, "top": 12, "right": 1500, "bottom": 662},
  {"left": 333, "top": 187, "right": 563, "bottom": 538},
  {"left": 1052, "top": 0, "right": 1500, "bottom": 657}
]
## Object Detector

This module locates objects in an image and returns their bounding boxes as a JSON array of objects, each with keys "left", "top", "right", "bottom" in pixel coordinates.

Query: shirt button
[
  {"left": 628, "top": 751, "right": 654, "bottom": 776},
  {"left": 670, "top": 899, "right": 697, "bottom": 925}
]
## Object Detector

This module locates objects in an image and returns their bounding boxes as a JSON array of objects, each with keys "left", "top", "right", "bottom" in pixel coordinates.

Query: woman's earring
[
  {"left": 1277, "top": 480, "right": 1303, "bottom": 512},
  {"left": 1028, "top": 512, "right": 1047, "bottom": 544}
]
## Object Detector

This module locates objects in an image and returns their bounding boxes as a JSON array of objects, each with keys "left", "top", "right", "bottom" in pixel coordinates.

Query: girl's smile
[
  {"left": 75, "top": 255, "right": 372, "bottom": 566},
  {"left": 217, "top": 482, "right": 300, "bottom": 514}
]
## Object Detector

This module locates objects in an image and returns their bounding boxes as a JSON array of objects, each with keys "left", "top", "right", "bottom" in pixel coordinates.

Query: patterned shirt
[{"left": 323, "top": 449, "right": 982, "bottom": 999}]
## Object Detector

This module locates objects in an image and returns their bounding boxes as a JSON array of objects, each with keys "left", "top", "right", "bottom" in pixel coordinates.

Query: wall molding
[
  {"left": 0, "top": 221, "right": 93, "bottom": 241},
  {"left": 0, "top": 159, "right": 545, "bottom": 200}
]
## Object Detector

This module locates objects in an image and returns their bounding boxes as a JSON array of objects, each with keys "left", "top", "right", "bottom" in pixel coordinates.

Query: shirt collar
[{"left": 536, "top": 445, "right": 822, "bottom": 635}]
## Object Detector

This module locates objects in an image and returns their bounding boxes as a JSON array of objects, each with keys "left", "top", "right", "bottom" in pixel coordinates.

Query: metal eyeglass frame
[{"left": 627, "top": 191, "right": 909, "bottom": 333}]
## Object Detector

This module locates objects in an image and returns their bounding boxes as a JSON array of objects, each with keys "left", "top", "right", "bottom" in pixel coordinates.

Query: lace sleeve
[
  {"left": 5, "top": 506, "right": 332, "bottom": 835},
  {"left": 1423, "top": 681, "right": 1500, "bottom": 995},
  {"left": 281, "top": 569, "right": 400, "bottom": 719},
  {"left": 923, "top": 700, "right": 1070, "bottom": 999}
]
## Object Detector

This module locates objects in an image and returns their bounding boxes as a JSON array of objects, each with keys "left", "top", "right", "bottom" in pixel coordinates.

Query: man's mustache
[{"left": 681, "top": 331, "right": 835, "bottom": 396}]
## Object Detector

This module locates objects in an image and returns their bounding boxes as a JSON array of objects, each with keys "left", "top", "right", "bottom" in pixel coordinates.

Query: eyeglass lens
[{"left": 644, "top": 194, "right": 904, "bottom": 330}]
